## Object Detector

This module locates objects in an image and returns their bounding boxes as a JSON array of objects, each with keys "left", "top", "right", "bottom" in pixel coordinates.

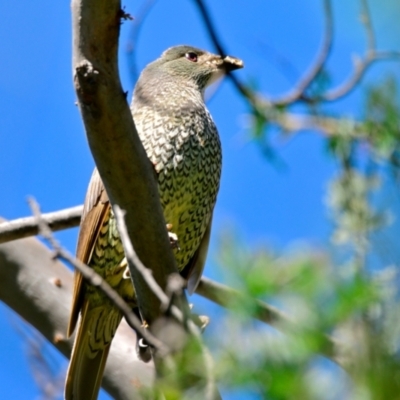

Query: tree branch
[
  {"left": 0, "top": 206, "right": 298, "bottom": 329},
  {"left": 1, "top": 206, "right": 339, "bottom": 361},
  {"left": 270, "top": 0, "right": 334, "bottom": 105},
  {"left": 28, "top": 198, "right": 166, "bottom": 353},
  {"left": 114, "top": 205, "right": 220, "bottom": 399},
  {"left": 71, "top": 0, "right": 180, "bottom": 326},
  {"left": 0, "top": 229, "right": 154, "bottom": 400},
  {"left": 0, "top": 205, "right": 82, "bottom": 244},
  {"left": 193, "top": 0, "right": 400, "bottom": 139},
  {"left": 319, "top": 0, "right": 400, "bottom": 101},
  {"left": 192, "top": 0, "right": 334, "bottom": 106},
  {"left": 127, "top": 0, "right": 159, "bottom": 85}
]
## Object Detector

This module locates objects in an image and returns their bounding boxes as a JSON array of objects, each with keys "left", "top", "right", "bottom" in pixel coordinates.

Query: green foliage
[
  {"left": 206, "top": 231, "right": 400, "bottom": 399},
  {"left": 206, "top": 77, "right": 400, "bottom": 399},
  {"left": 363, "top": 78, "right": 400, "bottom": 171}
]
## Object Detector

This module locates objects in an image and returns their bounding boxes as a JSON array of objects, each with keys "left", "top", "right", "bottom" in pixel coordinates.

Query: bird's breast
[{"left": 133, "top": 106, "right": 222, "bottom": 270}]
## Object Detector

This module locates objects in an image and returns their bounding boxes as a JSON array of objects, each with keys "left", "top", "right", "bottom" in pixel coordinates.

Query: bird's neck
[{"left": 132, "top": 73, "right": 206, "bottom": 115}]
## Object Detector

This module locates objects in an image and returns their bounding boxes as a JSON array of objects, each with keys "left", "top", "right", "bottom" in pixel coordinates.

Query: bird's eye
[{"left": 185, "top": 52, "right": 198, "bottom": 62}]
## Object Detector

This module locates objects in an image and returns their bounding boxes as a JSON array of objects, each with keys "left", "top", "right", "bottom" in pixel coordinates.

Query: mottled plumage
[{"left": 65, "top": 45, "right": 243, "bottom": 400}]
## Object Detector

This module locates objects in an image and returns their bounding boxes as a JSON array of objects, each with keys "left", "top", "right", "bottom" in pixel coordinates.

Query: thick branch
[
  {"left": 0, "top": 233, "right": 154, "bottom": 400},
  {"left": 0, "top": 206, "right": 82, "bottom": 244},
  {"left": 71, "top": 0, "right": 179, "bottom": 324}
]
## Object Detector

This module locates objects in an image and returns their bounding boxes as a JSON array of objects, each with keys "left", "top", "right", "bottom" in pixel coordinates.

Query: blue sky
[{"left": 0, "top": 1, "right": 399, "bottom": 399}]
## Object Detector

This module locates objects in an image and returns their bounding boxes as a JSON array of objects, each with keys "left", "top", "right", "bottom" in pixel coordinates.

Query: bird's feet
[
  {"left": 136, "top": 319, "right": 152, "bottom": 362},
  {"left": 166, "top": 223, "right": 180, "bottom": 251},
  {"left": 189, "top": 304, "right": 210, "bottom": 332},
  {"left": 192, "top": 313, "right": 210, "bottom": 332}
]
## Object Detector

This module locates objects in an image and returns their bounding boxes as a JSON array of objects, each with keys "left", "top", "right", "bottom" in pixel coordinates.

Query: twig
[
  {"left": 322, "top": 50, "right": 400, "bottom": 101},
  {"left": 272, "top": 0, "right": 334, "bottom": 105},
  {"left": 27, "top": 197, "right": 166, "bottom": 353},
  {"left": 114, "top": 205, "right": 202, "bottom": 334},
  {"left": 193, "top": 0, "right": 400, "bottom": 135},
  {"left": 0, "top": 205, "right": 83, "bottom": 244},
  {"left": 113, "top": 205, "right": 170, "bottom": 308},
  {"left": 319, "top": 0, "right": 400, "bottom": 101},
  {"left": 193, "top": 0, "right": 333, "bottom": 106},
  {"left": 127, "top": 0, "right": 159, "bottom": 85},
  {"left": 114, "top": 205, "right": 219, "bottom": 399},
  {"left": 360, "top": 0, "right": 375, "bottom": 51},
  {"left": 195, "top": 277, "right": 287, "bottom": 325}
]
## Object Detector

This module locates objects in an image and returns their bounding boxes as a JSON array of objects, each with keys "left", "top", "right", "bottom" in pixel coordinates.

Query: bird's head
[{"left": 144, "top": 45, "right": 244, "bottom": 92}]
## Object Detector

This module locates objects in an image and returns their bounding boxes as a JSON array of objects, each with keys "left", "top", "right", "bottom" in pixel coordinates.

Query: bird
[{"left": 64, "top": 45, "right": 243, "bottom": 400}]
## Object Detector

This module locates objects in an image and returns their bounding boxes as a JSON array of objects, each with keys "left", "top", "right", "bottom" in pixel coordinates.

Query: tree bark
[
  {"left": 71, "top": 0, "right": 181, "bottom": 324},
  {"left": 0, "top": 235, "right": 154, "bottom": 399}
]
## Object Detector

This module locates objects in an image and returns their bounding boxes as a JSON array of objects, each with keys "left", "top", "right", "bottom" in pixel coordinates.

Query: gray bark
[
  {"left": 0, "top": 235, "right": 154, "bottom": 399},
  {"left": 71, "top": 0, "right": 181, "bottom": 324},
  {"left": 0, "top": 206, "right": 82, "bottom": 244}
]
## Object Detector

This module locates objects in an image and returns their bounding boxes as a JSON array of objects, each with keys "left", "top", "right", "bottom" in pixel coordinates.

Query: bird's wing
[
  {"left": 181, "top": 214, "right": 213, "bottom": 295},
  {"left": 67, "top": 169, "right": 110, "bottom": 337}
]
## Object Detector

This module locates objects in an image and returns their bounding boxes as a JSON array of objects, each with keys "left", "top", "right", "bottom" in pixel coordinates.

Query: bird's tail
[{"left": 65, "top": 302, "right": 122, "bottom": 400}]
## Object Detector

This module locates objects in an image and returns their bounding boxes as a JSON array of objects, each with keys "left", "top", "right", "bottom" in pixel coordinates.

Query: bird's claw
[
  {"left": 166, "top": 224, "right": 180, "bottom": 251},
  {"left": 191, "top": 313, "right": 210, "bottom": 332}
]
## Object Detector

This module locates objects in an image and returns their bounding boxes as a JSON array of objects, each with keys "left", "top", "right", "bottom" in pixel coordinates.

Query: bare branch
[
  {"left": 0, "top": 205, "right": 82, "bottom": 244},
  {"left": 126, "top": 0, "right": 159, "bottom": 85},
  {"left": 319, "top": 0, "right": 400, "bottom": 101},
  {"left": 272, "top": 0, "right": 333, "bottom": 105},
  {"left": 1, "top": 204, "right": 342, "bottom": 366},
  {"left": 28, "top": 197, "right": 166, "bottom": 353},
  {"left": 193, "top": 0, "right": 333, "bottom": 106},
  {"left": 360, "top": 0, "right": 375, "bottom": 51},
  {"left": 322, "top": 51, "right": 400, "bottom": 101},
  {"left": 0, "top": 232, "right": 154, "bottom": 399},
  {"left": 193, "top": 0, "right": 400, "bottom": 138},
  {"left": 114, "top": 205, "right": 171, "bottom": 309},
  {"left": 114, "top": 205, "right": 220, "bottom": 399},
  {"left": 0, "top": 206, "right": 298, "bottom": 328},
  {"left": 72, "top": 0, "right": 180, "bottom": 326}
]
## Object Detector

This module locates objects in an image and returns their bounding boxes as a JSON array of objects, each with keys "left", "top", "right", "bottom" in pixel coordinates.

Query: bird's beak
[
  {"left": 206, "top": 53, "right": 244, "bottom": 89},
  {"left": 222, "top": 55, "right": 244, "bottom": 72}
]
